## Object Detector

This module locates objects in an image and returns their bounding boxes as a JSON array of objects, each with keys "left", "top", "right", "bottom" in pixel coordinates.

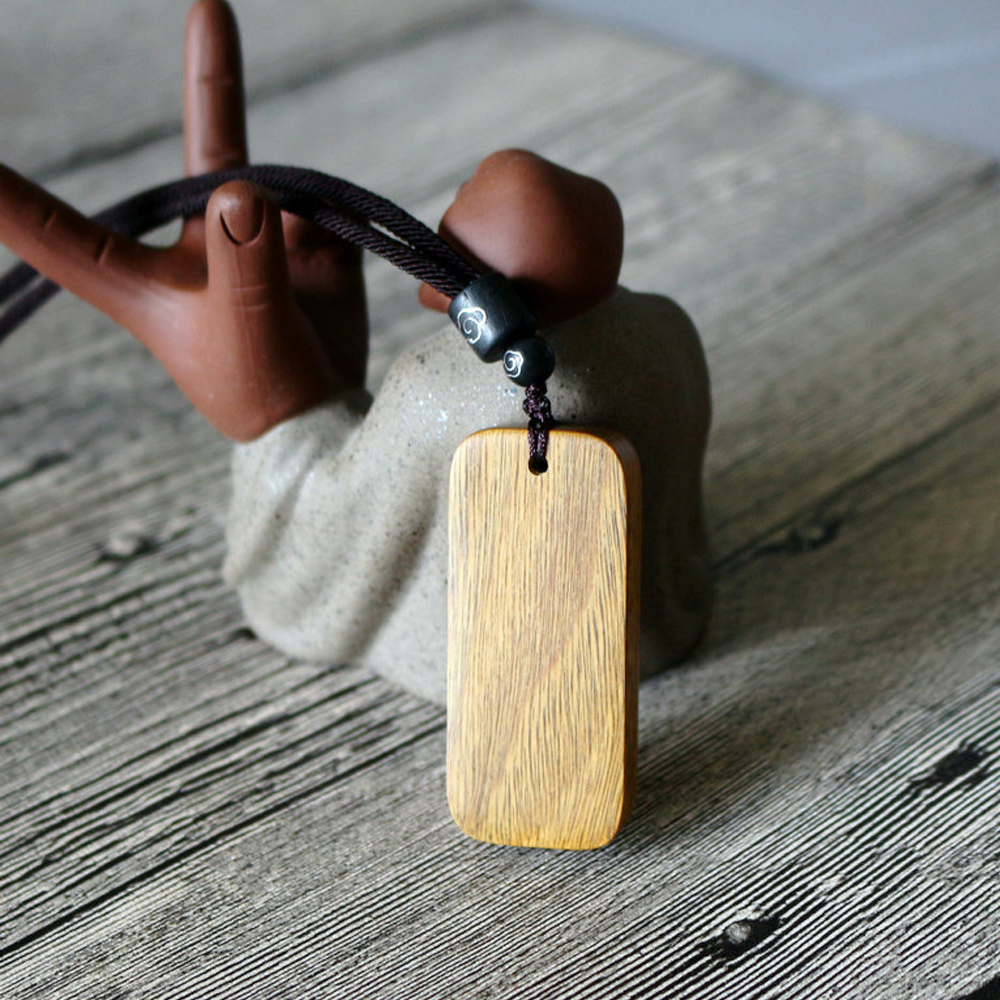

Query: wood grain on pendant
[{"left": 448, "top": 427, "right": 641, "bottom": 849}]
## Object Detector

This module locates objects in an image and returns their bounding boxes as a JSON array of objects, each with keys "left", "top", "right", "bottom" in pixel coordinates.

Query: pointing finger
[
  {"left": 183, "top": 0, "right": 248, "bottom": 177},
  {"left": 0, "top": 164, "right": 170, "bottom": 337}
]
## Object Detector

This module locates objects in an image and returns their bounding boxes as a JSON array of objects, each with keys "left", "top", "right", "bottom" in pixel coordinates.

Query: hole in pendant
[{"left": 528, "top": 456, "right": 548, "bottom": 475}]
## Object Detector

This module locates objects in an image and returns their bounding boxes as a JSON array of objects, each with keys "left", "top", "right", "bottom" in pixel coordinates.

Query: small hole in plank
[{"left": 528, "top": 456, "right": 548, "bottom": 475}]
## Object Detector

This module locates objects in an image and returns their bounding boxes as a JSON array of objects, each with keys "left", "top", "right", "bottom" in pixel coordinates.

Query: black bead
[
  {"left": 448, "top": 273, "right": 537, "bottom": 363},
  {"left": 502, "top": 336, "right": 555, "bottom": 386}
]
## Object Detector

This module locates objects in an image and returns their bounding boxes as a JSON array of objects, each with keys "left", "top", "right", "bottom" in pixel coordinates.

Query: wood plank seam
[
  {"left": 710, "top": 162, "right": 1000, "bottom": 360},
  {"left": 0, "top": 718, "right": 446, "bottom": 964},
  {"left": 714, "top": 389, "right": 1000, "bottom": 575},
  {"left": 29, "top": 3, "right": 522, "bottom": 186}
]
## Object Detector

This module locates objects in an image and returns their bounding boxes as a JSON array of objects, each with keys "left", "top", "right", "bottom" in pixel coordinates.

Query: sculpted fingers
[
  {"left": 206, "top": 181, "right": 296, "bottom": 311},
  {"left": 183, "top": 0, "right": 248, "bottom": 176},
  {"left": 180, "top": 0, "right": 248, "bottom": 250},
  {"left": 0, "top": 164, "right": 169, "bottom": 335},
  {"left": 281, "top": 216, "right": 369, "bottom": 390},
  {"left": 204, "top": 181, "right": 336, "bottom": 440}
]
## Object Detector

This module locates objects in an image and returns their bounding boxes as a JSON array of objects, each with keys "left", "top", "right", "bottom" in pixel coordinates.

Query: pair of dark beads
[{"left": 448, "top": 273, "right": 556, "bottom": 387}]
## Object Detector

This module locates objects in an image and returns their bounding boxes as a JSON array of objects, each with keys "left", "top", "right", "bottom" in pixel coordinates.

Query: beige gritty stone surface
[{"left": 225, "top": 288, "right": 710, "bottom": 705}]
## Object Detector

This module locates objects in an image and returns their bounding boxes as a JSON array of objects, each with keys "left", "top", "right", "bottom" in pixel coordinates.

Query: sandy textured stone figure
[{"left": 0, "top": 0, "right": 712, "bottom": 704}]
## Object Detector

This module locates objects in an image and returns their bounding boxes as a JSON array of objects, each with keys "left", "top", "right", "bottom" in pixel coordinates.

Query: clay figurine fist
[{"left": 0, "top": 0, "right": 712, "bottom": 704}]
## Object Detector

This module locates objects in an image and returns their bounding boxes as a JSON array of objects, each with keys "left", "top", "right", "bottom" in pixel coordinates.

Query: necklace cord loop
[{"left": 0, "top": 163, "right": 556, "bottom": 462}]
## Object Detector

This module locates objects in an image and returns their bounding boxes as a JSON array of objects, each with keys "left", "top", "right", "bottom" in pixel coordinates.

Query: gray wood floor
[{"left": 1, "top": 2, "right": 999, "bottom": 997}]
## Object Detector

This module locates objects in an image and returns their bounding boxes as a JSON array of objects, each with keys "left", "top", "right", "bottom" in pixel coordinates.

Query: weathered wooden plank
[
  {"left": 0, "top": 0, "right": 507, "bottom": 177},
  {"left": 0, "top": 4, "right": 987, "bottom": 814},
  {"left": 1, "top": 11, "right": 988, "bottom": 545},
  {"left": 0, "top": 7, "right": 998, "bottom": 998},
  {"left": 3, "top": 8, "right": 984, "bottom": 357},
  {"left": 0, "top": 14, "right": 984, "bottom": 748},
  {"left": 705, "top": 165, "right": 1000, "bottom": 555},
  {"left": 2, "top": 395, "right": 998, "bottom": 998}
]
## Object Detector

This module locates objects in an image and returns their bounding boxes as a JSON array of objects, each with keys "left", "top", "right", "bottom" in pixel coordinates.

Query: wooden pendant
[{"left": 448, "top": 427, "right": 641, "bottom": 850}]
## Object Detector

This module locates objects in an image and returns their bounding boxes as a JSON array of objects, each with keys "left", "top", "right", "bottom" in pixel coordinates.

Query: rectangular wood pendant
[{"left": 448, "top": 427, "right": 641, "bottom": 850}]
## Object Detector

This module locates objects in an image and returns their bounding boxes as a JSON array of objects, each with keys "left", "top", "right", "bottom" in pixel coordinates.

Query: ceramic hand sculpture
[{"left": 0, "top": 0, "right": 712, "bottom": 705}]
